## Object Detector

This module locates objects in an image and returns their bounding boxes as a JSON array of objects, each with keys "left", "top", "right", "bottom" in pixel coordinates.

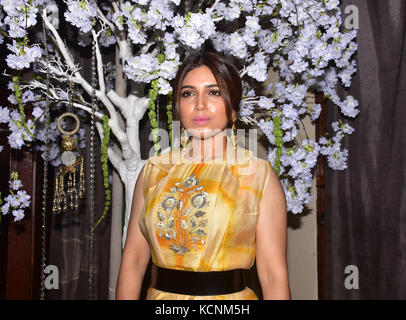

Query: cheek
[
  {"left": 179, "top": 101, "right": 194, "bottom": 123},
  {"left": 207, "top": 98, "right": 227, "bottom": 117},
  {"left": 180, "top": 101, "right": 193, "bottom": 114}
]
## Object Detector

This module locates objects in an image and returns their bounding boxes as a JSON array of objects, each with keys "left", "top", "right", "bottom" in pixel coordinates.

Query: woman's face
[{"left": 179, "top": 65, "right": 232, "bottom": 139}]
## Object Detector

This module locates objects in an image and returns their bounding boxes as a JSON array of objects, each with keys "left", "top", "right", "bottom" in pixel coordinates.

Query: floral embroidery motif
[{"left": 155, "top": 173, "right": 209, "bottom": 255}]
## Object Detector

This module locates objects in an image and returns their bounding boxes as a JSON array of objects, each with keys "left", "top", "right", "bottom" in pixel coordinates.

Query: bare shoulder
[
  {"left": 251, "top": 158, "right": 286, "bottom": 207},
  {"left": 133, "top": 159, "right": 149, "bottom": 202},
  {"left": 248, "top": 157, "right": 280, "bottom": 194}
]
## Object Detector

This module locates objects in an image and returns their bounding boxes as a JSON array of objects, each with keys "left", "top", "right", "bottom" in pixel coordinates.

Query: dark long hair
[{"left": 171, "top": 51, "right": 242, "bottom": 128}]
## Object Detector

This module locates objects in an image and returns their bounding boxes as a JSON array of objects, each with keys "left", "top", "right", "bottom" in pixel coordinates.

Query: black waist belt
[{"left": 150, "top": 264, "right": 247, "bottom": 296}]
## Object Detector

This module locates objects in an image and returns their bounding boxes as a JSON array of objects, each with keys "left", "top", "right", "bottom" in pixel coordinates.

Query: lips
[{"left": 193, "top": 116, "right": 211, "bottom": 125}]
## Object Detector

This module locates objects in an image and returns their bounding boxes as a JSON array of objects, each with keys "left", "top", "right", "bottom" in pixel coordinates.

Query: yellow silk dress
[{"left": 139, "top": 136, "right": 272, "bottom": 300}]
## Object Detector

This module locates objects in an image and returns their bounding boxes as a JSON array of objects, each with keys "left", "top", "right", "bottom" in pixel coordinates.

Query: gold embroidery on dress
[{"left": 155, "top": 173, "right": 209, "bottom": 255}]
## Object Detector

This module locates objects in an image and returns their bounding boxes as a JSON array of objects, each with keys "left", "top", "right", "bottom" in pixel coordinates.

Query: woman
[{"left": 116, "top": 51, "right": 291, "bottom": 300}]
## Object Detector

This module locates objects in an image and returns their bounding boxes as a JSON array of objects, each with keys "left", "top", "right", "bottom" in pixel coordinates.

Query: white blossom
[
  {"left": 245, "top": 16, "right": 260, "bottom": 32},
  {"left": 2, "top": 202, "right": 10, "bottom": 215},
  {"left": 64, "top": 0, "right": 97, "bottom": 33},
  {"left": 340, "top": 95, "right": 360, "bottom": 118},
  {"left": 123, "top": 53, "right": 159, "bottom": 83},
  {"left": 0, "top": 107, "right": 10, "bottom": 123},
  {"left": 258, "top": 118, "right": 274, "bottom": 145},
  {"left": 12, "top": 209, "right": 24, "bottom": 222},
  {"left": 157, "top": 77, "right": 172, "bottom": 95},
  {"left": 8, "top": 130, "right": 24, "bottom": 149},
  {"left": 228, "top": 32, "right": 248, "bottom": 59},
  {"left": 328, "top": 148, "right": 349, "bottom": 170},
  {"left": 6, "top": 40, "right": 42, "bottom": 70},
  {"left": 17, "top": 190, "right": 31, "bottom": 207},
  {"left": 99, "top": 29, "right": 117, "bottom": 47},
  {"left": 0, "top": 0, "right": 41, "bottom": 38},
  {"left": 9, "top": 179, "right": 22, "bottom": 190},
  {"left": 309, "top": 103, "right": 322, "bottom": 120},
  {"left": 174, "top": 12, "right": 215, "bottom": 49},
  {"left": 246, "top": 52, "right": 269, "bottom": 82}
]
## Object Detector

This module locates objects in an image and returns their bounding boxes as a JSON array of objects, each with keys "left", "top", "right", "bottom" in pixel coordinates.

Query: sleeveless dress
[{"left": 138, "top": 136, "right": 272, "bottom": 300}]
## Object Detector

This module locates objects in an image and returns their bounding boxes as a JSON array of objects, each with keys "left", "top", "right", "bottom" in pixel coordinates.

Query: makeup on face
[
  {"left": 179, "top": 65, "right": 228, "bottom": 139},
  {"left": 181, "top": 85, "right": 223, "bottom": 124}
]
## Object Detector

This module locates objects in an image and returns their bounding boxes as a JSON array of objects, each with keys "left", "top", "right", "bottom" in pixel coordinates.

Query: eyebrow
[{"left": 181, "top": 84, "right": 219, "bottom": 90}]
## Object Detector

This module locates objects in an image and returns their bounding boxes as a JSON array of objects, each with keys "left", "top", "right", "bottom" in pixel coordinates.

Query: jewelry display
[
  {"left": 88, "top": 37, "right": 97, "bottom": 300},
  {"left": 52, "top": 111, "right": 85, "bottom": 213},
  {"left": 39, "top": 12, "right": 50, "bottom": 300}
]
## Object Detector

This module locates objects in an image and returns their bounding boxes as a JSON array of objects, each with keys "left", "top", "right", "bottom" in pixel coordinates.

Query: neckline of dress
[
  {"left": 148, "top": 136, "right": 255, "bottom": 171},
  {"left": 180, "top": 135, "right": 250, "bottom": 165}
]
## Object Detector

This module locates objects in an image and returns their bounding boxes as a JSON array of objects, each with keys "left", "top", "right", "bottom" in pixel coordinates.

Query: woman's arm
[
  {"left": 256, "top": 163, "right": 291, "bottom": 300},
  {"left": 116, "top": 164, "right": 151, "bottom": 300}
]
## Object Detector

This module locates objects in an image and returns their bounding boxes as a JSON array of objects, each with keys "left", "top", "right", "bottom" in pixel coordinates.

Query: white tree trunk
[
  {"left": 104, "top": 90, "right": 149, "bottom": 246},
  {"left": 108, "top": 46, "right": 126, "bottom": 300}
]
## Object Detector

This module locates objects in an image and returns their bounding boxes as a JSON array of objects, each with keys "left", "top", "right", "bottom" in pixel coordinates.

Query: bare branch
[
  {"left": 240, "top": 115, "right": 258, "bottom": 126},
  {"left": 207, "top": 0, "right": 221, "bottom": 13},
  {"left": 109, "top": 1, "right": 130, "bottom": 59},
  {"left": 111, "top": 1, "right": 120, "bottom": 13},
  {"left": 140, "top": 40, "right": 156, "bottom": 55},
  {"left": 42, "top": 9, "right": 132, "bottom": 154},
  {"left": 96, "top": 6, "right": 116, "bottom": 32},
  {"left": 91, "top": 29, "right": 106, "bottom": 94},
  {"left": 27, "top": 79, "right": 104, "bottom": 119},
  {"left": 107, "top": 145, "right": 125, "bottom": 177},
  {"left": 106, "top": 89, "right": 129, "bottom": 117}
]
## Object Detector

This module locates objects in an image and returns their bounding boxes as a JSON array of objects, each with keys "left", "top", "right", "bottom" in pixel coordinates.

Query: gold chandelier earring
[
  {"left": 230, "top": 113, "right": 238, "bottom": 151},
  {"left": 180, "top": 125, "right": 189, "bottom": 151}
]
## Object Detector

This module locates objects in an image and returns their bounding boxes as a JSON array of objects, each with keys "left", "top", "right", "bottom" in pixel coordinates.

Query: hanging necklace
[
  {"left": 88, "top": 36, "right": 97, "bottom": 300},
  {"left": 39, "top": 11, "right": 50, "bottom": 300}
]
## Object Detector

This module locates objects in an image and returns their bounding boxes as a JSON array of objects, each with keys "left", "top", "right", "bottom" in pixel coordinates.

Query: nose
[{"left": 194, "top": 93, "right": 207, "bottom": 111}]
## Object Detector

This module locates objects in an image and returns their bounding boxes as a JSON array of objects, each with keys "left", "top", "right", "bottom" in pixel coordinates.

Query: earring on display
[
  {"left": 230, "top": 113, "right": 237, "bottom": 151},
  {"left": 52, "top": 112, "right": 85, "bottom": 213}
]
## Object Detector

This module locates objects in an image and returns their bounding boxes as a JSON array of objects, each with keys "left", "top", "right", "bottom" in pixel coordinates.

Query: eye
[
  {"left": 181, "top": 90, "right": 194, "bottom": 97},
  {"left": 209, "top": 90, "right": 221, "bottom": 96}
]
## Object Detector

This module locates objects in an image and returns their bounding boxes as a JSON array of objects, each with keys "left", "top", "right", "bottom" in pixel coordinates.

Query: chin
[{"left": 188, "top": 127, "right": 223, "bottom": 140}]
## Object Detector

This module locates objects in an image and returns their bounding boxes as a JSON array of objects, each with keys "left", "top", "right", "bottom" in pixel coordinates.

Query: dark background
[{"left": 324, "top": 0, "right": 406, "bottom": 299}]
